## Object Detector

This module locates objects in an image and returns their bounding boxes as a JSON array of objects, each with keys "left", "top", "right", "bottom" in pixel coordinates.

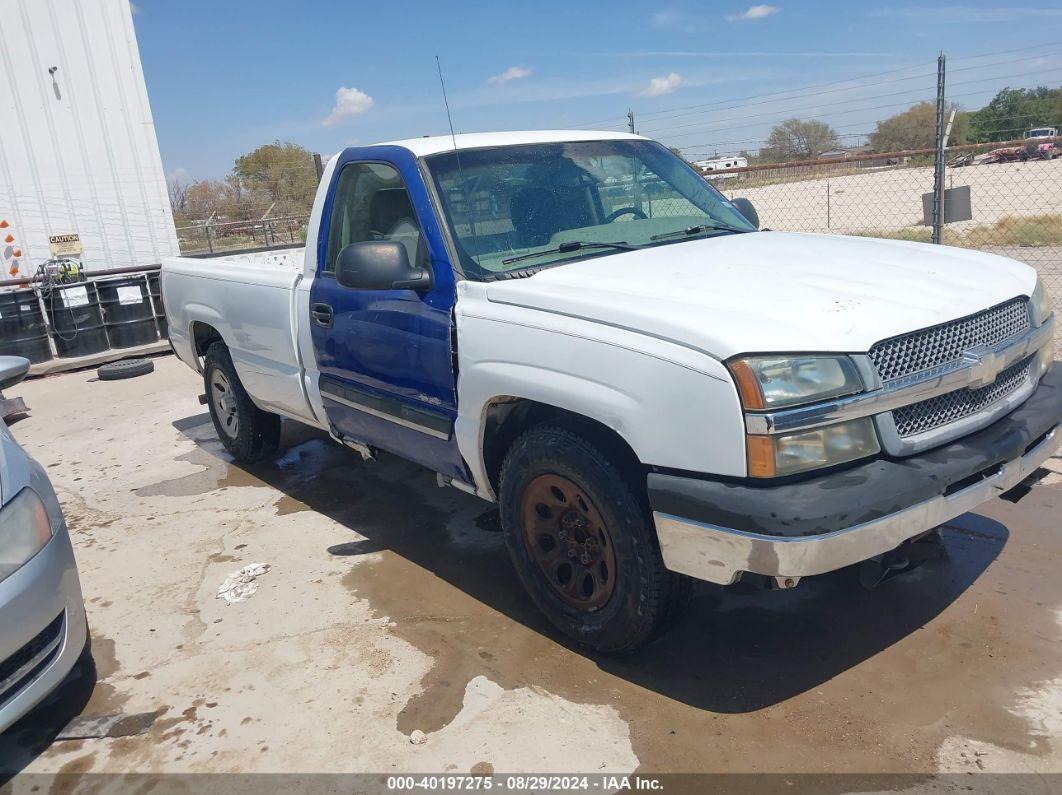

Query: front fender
[{"left": 455, "top": 310, "right": 747, "bottom": 499}]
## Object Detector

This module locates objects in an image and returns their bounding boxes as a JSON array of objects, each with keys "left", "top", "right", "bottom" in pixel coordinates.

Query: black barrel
[
  {"left": 147, "top": 271, "right": 167, "bottom": 339},
  {"left": 44, "top": 282, "right": 110, "bottom": 358},
  {"left": 0, "top": 289, "right": 53, "bottom": 363},
  {"left": 97, "top": 276, "right": 158, "bottom": 348}
]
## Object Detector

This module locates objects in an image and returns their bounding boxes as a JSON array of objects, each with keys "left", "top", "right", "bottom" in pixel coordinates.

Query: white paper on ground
[{"left": 216, "top": 562, "right": 271, "bottom": 604}]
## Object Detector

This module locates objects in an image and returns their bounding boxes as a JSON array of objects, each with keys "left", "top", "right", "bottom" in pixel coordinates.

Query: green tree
[
  {"left": 762, "top": 119, "right": 839, "bottom": 161},
  {"left": 967, "top": 86, "right": 1062, "bottom": 143},
  {"left": 869, "top": 101, "right": 969, "bottom": 152},
  {"left": 233, "top": 141, "right": 319, "bottom": 218}
]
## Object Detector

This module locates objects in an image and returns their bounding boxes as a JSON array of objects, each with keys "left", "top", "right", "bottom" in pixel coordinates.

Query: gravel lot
[{"left": 1, "top": 355, "right": 1061, "bottom": 784}]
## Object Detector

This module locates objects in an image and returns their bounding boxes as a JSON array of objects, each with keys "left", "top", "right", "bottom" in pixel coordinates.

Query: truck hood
[{"left": 483, "top": 232, "right": 1037, "bottom": 359}]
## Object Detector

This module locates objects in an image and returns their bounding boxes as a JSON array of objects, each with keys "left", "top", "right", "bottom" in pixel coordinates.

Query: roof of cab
[{"left": 372, "top": 130, "right": 646, "bottom": 158}]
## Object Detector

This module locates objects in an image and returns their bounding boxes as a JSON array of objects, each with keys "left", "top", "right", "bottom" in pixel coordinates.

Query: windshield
[
  {"left": 1028, "top": 128, "right": 1054, "bottom": 138},
  {"left": 424, "top": 139, "right": 756, "bottom": 280}
]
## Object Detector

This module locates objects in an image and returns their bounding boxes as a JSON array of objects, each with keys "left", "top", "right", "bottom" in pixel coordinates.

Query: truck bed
[{"left": 161, "top": 247, "right": 322, "bottom": 427}]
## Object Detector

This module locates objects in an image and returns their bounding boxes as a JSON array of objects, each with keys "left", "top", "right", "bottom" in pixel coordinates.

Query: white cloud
[
  {"left": 641, "top": 72, "right": 684, "bottom": 97},
  {"left": 322, "top": 86, "right": 374, "bottom": 127},
  {"left": 167, "top": 167, "right": 189, "bottom": 184},
  {"left": 726, "top": 4, "right": 780, "bottom": 21},
  {"left": 650, "top": 9, "right": 682, "bottom": 27},
  {"left": 487, "top": 66, "right": 533, "bottom": 86},
  {"left": 128, "top": 1, "right": 140, "bottom": 15}
]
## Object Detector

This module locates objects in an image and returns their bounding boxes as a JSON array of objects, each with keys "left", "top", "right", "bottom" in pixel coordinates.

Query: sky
[{"left": 128, "top": 1, "right": 1062, "bottom": 181}]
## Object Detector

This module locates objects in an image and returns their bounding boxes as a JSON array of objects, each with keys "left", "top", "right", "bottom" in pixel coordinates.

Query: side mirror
[
  {"left": 731, "top": 197, "right": 760, "bottom": 230},
  {"left": 0, "top": 356, "right": 30, "bottom": 391},
  {"left": 336, "top": 241, "right": 433, "bottom": 292}
]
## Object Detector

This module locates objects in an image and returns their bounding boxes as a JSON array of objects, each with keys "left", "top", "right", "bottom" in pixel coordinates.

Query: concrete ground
[{"left": 1, "top": 355, "right": 1061, "bottom": 781}]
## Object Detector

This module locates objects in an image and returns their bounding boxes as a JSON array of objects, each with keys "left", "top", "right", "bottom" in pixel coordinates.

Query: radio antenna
[
  {"left": 436, "top": 55, "right": 459, "bottom": 152},
  {"left": 435, "top": 55, "right": 477, "bottom": 239}
]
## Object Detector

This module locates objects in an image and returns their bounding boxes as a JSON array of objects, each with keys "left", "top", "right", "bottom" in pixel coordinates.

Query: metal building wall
[{"left": 0, "top": 0, "right": 178, "bottom": 276}]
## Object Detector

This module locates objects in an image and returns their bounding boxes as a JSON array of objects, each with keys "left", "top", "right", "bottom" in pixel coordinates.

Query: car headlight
[
  {"left": 1031, "top": 277, "right": 1053, "bottom": 326},
  {"left": 728, "top": 354, "right": 879, "bottom": 477},
  {"left": 728, "top": 354, "right": 864, "bottom": 410},
  {"left": 746, "top": 417, "right": 881, "bottom": 478},
  {"left": 0, "top": 489, "right": 55, "bottom": 584}
]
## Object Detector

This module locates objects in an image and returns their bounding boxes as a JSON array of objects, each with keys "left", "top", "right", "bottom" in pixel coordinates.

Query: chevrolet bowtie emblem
[{"left": 963, "top": 345, "right": 1002, "bottom": 388}]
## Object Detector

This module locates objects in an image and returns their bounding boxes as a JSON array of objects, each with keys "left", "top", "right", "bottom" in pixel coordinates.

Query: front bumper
[
  {"left": 0, "top": 521, "right": 88, "bottom": 734},
  {"left": 650, "top": 364, "right": 1062, "bottom": 585}
]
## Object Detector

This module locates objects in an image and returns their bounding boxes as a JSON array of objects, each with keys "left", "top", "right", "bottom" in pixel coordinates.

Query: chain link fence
[
  {"left": 175, "top": 215, "right": 310, "bottom": 255},
  {"left": 706, "top": 140, "right": 1062, "bottom": 352}
]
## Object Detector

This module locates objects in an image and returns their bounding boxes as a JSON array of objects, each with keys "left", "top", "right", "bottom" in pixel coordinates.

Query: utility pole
[
  {"left": 931, "top": 52, "right": 947, "bottom": 245},
  {"left": 627, "top": 109, "right": 636, "bottom": 134}
]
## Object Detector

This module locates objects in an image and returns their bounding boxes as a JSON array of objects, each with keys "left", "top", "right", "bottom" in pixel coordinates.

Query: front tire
[
  {"left": 203, "top": 342, "right": 280, "bottom": 463},
  {"left": 498, "top": 424, "right": 692, "bottom": 653}
]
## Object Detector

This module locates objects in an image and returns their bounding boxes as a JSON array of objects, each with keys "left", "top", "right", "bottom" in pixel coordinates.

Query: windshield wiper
[
  {"left": 501, "top": 240, "right": 638, "bottom": 266},
  {"left": 650, "top": 223, "right": 753, "bottom": 241}
]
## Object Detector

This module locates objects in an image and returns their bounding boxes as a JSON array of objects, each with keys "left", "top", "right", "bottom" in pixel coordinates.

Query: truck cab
[{"left": 162, "top": 131, "right": 1061, "bottom": 652}]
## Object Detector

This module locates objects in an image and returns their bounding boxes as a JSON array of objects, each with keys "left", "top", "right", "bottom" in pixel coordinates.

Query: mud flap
[
  {"left": 858, "top": 528, "right": 946, "bottom": 589},
  {"left": 998, "top": 467, "right": 1049, "bottom": 504}
]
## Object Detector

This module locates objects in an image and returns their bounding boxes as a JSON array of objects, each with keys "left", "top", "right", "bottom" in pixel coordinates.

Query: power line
[
  {"left": 640, "top": 65, "right": 1062, "bottom": 140},
  {"left": 569, "top": 40, "right": 1062, "bottom": 132}
]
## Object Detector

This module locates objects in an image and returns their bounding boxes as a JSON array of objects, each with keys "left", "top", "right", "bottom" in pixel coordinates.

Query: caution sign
[{"left": 48, "top": 233, "right": 82, "bottom": 257}]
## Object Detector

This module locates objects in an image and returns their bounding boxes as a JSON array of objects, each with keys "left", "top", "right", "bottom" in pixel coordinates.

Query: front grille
[
  {"left": 0, "top": 612, "right": 65, "bottom": 707},
  {"left": 869, "top": 298, "right": 1031, "bottom": 383},
  {"left": 892, "top": 356, "right": 1033, "bottom": 437}
]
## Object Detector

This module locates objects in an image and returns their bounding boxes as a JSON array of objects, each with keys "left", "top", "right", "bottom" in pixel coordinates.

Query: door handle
[{"left": 311, "top": 303, "right": 333, "bottom": 327}]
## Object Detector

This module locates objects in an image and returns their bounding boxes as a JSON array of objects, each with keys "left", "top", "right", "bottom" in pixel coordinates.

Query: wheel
[
  {"left": 97, "top": 358, "right": 154, "bottom": 380},
  {"left": 498, "top": 423, "right": 692, "bottom": 653},
  {"left": 203, "top": 342, "right": 280, "bottom": 463}
]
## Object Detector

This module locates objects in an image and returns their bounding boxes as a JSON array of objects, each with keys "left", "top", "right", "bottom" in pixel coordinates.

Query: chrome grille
[
  {"left": 892, "top": 356, "right": 1032, "bottom": 437},
  {"left": 869, "top": 298, "right": 1031, "bottom": 383}
]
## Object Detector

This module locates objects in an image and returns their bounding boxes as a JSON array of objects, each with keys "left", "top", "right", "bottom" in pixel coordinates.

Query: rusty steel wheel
[{"left": 519, "top": 473, "right": 617, "bottom": 611}]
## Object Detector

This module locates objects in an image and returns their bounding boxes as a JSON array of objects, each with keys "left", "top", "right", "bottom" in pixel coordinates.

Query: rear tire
[
  {"left": 498, "top": 423, "right": 692, "bottom": 653},
  {"left": 203, "top": 342, "right": 280, "bottom": 463}
]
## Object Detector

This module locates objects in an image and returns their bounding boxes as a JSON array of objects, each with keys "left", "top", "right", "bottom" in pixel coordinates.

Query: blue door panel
[{"left": 309, "top": 146, "right": 466, "bottom": 479}]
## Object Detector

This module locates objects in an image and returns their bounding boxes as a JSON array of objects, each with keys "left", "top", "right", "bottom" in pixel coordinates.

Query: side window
[{"left": 323, "top": 162, "right": 424, "bottom": 274}]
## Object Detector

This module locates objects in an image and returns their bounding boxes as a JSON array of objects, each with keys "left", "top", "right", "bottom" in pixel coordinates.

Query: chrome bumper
[{"left": 655, "top": 427, "right": 1059, "bottom": 586}]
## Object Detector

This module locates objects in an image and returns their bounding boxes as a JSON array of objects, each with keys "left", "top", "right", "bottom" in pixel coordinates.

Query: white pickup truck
[{"left": 163, "top": 131, "right": 1060, "bottom": 651}]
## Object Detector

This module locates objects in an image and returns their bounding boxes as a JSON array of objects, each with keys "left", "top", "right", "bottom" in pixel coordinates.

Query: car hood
[{"left": 483, "top": 232, "right": 1037, "bottom": 359}]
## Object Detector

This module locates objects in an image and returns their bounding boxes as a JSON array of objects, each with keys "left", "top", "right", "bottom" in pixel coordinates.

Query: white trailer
[
  {"left": 694, "top": 155, "right": 748, "bottom": 179},
  {"left": 0, "top": 0, "right": 178, "bottom": 278}
]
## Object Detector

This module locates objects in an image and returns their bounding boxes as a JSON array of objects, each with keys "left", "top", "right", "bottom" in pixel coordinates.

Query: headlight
[
  {"left": 747, "top": 417, "right": 881, "bottom": 478},
  {"left": 728, "top": 354, "right": 864, "bottom": 409},
  {"left": 0, "top": 489, "right": 55, "bottom": 584},
  {"left": 1031, "top": 277, "right": 1053, "bottom": 325}
]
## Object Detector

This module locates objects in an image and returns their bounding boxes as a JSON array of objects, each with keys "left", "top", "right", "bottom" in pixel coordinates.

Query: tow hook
[{"left": 859, "top": 528, "right": 946, "bottom": 589}]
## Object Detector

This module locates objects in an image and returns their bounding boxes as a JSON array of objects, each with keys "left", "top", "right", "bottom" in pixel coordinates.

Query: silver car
[{"left": 0, "top": 356, "right": 88, "bottom": 734}]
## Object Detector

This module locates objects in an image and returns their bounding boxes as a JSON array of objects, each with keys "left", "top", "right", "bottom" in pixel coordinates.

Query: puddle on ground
[
  {"left": 138, "top": 414, "right": 1062, "bottom": 774},
  {"left": 134, "top": 448, "right": 263, "bottom": 498}
]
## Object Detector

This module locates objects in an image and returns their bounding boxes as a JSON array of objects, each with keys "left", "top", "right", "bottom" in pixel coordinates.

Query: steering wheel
[{"left": 604, "top": 207, "right": 647, "bottom": 222}]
